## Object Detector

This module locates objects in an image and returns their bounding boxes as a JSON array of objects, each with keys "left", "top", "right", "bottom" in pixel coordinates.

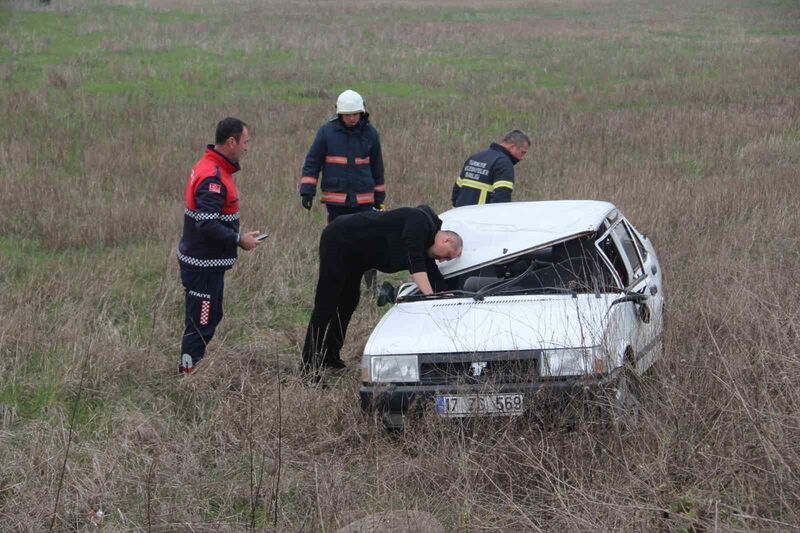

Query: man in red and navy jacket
[
  {"left": 298, "top": 90, "right": 386, "bottom": 222},
  {"left": 177, "top": 117, "right": 262, "bottom": 374}
]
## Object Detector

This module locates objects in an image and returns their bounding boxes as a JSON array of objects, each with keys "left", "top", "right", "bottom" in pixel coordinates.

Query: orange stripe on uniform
[
  {"left": 300, "top": 176, "right": 318, "bottom": 185},
  {"left": 374, "top": 184, "right": 386, "bottom": 192},
  {"left": 321, "top": 192, "right": 347, "bottom": 203},
  {"left": 354, "top": 157, "right": 370, "bottom": 165},
  {"left": 355, "top": 193, "right": 375, "bottom": 204},
  {"left": 325, "top": 156, "right": 348, "bottom": 165}
]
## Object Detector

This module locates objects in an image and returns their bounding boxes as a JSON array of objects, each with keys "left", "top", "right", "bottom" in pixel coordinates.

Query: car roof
[{"left": 439, "top": 200, "right": 617, "bottom": 277}]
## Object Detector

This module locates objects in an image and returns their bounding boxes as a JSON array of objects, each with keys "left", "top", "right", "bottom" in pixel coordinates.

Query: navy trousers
[
  {"left": 325, "top": 203, "right": 373, "bottom": 223},
  {"left": 180, "top": 269, "right": 225, "bottom": 369}
]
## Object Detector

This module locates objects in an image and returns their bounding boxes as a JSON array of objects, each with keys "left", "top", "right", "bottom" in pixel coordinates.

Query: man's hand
[
  {"left": 238, "top": 231, "right": 262, "bottom": 251},
  {"left": 301, "top": 194, "right": 313, "bottom": 211},
  {"left": 410, "top": 272, "right": 434, "bottom": 295}
]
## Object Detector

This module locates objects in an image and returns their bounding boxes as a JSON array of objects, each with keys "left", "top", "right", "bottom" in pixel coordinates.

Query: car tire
[{"left": 382, "top": 412, "right": 405, "bottom": 432}]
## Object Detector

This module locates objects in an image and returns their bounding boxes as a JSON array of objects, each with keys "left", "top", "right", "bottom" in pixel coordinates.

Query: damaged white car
[{"left": 360, "top": 201, "right": 664, "bottom": 429}]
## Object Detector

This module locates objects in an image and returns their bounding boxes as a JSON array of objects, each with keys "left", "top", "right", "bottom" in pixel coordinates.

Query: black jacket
[
  {"left": 324, "top": 205, "right": 445, "bottom": 290},
  {"left": 451, "top": 142, "right": 519, "bottom": 207},
  {"left": 299, "top": 116, "right": 385, "bottom": 206}
]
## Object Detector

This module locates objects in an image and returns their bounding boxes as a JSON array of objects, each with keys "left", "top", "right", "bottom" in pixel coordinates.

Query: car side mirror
[
  {"left": 377, "top": 282, "right": 396, "bottom": 307},
  {"left": 610, "top": 292, "right": 648, "bottom": 308}
]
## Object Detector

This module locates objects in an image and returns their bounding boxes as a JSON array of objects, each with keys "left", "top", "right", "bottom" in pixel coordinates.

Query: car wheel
[
  {"left": 612, "top": 364, "right": 642, "bottom": 430},
  {"left": 382, "top": 412, "right": 405, "bottom": 432}
]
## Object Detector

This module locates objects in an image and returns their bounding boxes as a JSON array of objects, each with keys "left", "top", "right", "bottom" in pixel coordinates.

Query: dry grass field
[{"left": 1, "top": 0, "right": 800, "bottom": 530}]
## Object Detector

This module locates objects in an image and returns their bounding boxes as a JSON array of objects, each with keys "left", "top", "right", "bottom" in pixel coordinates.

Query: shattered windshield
[
  {"left": 399, "top": 235, "right": 621, "bottom": 302},
  {"left": 453, "top": 236, "right": 621, "bottom": 297}
]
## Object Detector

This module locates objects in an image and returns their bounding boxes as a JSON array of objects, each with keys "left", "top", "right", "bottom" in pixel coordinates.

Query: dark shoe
[
  {"left": 377, "top": 281, "right": 397, "bottom": 307},
  {"left": 323, "top": 357, "right": 347, "bottom": 370}
]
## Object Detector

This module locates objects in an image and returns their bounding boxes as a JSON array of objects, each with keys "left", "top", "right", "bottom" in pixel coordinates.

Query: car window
[
  {"left": 596, "top": 231, "right": 629, "bottom": 287},
  {"left": 611, "top": 223, "right": 644, "bottom": 282},
  {"left": 624, "top": 220, "right": 648, "bottom": 263}
]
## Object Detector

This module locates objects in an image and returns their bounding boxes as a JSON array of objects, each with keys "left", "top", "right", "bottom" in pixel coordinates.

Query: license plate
[{"left": 436, "top": 393, "right": 524, "bottom": 418}]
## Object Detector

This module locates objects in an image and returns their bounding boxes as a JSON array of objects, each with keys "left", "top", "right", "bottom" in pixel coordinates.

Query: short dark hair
[
  {"left": 502, "top": 129, "right": 531, "bottom": 147},
  {"left": 443, "top": 230, "right": 463, "bottom": 252},
  {"left": 215, "top": 117, "right": 248, "bottom": 145}
]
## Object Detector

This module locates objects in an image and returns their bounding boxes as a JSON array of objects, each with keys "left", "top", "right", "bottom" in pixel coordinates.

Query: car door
[
  {"left": 623, "top": 219, "right": 664, "bottom": 371},
  {"left": 594, "top": 220, "right": 651, "bottom": 372}
]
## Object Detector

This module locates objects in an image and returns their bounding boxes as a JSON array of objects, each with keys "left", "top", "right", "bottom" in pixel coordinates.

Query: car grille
[{"left": 419, "top": 359, "right": 539, "bottom": 386}]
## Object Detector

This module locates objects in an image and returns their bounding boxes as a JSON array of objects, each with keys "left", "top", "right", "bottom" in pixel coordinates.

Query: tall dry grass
[{"left": 1, "top": 0, "right": 799, "bottom": 530}]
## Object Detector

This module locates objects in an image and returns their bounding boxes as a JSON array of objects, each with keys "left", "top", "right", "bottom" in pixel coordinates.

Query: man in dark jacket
[
  {"left": 301, "top": 205, "right": 462, "bottom": 372},
  {"left": 177, "top": 117, "right": 262, "bottom": 374},
  {"left": 451, "top": 130, "right": 530, "bottom": 207},
  {"left": 298, "top": 89, "right": 386, "bottom": 221}
]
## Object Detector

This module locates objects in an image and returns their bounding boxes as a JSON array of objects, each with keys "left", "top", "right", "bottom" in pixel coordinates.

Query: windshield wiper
[
  {"left": 490, "top": 286, "right": 579, "bottom": 297},
  {"left": 397, "top": 289, "right": 478, "bottom": 303}
]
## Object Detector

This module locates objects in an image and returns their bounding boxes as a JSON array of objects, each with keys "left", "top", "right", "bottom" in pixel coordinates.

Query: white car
[{"left": 359, "top": 201, "right": 664, "bottom": 429}]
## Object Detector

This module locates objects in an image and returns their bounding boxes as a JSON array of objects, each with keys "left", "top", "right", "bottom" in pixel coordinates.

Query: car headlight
[
  {"left": 540, "top": 347, "right": 604, "bottom": 377},
  {"left": 370, "top": 355, "right": 419, "bottom": 383}
]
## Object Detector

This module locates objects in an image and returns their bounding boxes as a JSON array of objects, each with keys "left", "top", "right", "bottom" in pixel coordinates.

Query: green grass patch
[
  {"left": 653, "top": 31, "right": 707, "bottom": 41},
  {"left": 0, "top": 380, "right": 58, "bottom": 420},
  {"left": 395, "top": 6, "right": 598, "bottom": 23},
  {"left": 0, "top": 236, "right": 67, "bottom": 285},
  {"left": 271, "top": 303, "right": 312, "bottom": 329},
  {"left": 736, "top": 0, "right": 800, "bottom": 8},
  {"left": 746, "top": 27, "right": 800, "bottom": 37},
  {"left": 544, "top": 9, "right": 596, "bottom": 19}
]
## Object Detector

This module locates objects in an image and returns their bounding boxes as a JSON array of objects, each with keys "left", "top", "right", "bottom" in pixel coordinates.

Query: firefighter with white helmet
[
  {"left": 298, "top": 89, "right": 386, "bottom": 221},
  {"left": 298, "top": 89, "right": 386, "bottom": 292},
  {"left": 336, "top": 89, "right": 365, "bottom": 114}
]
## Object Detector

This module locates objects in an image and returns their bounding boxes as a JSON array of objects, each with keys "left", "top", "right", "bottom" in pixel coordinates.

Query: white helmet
[{"left": 336, "top": 90, "right": 365, "bottom": 114}]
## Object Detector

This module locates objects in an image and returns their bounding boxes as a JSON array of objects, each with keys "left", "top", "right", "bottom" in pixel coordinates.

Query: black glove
[{"left": 301, "top": 194, "right": 313, "bottom": 211}]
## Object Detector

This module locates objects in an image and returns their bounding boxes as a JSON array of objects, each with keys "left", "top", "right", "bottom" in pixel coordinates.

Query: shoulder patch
[{"left": 209, "top": 183, "right": 221, "bottom": 194}]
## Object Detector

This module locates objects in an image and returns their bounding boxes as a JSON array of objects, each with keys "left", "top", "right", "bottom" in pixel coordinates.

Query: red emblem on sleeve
[{"left": 209, "top": 183, "right": 221, "bottom": 194}]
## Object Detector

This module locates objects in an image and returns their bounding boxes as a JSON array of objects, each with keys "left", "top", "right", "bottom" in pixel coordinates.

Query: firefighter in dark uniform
[
  {"left": 298, "top": 89, "right": 385, "bottom": 290},
  {"left": 451, "top": 130, "right": 531, "bottom": 207},
  {"left": 177, "top": 117, "right": 262, "bottom": 374},
  {"left": 298, "top": 89, "right": 386, "bottom": 220},
  {"left": 302, "top": 205, "right": 463, "bottom": 371}
]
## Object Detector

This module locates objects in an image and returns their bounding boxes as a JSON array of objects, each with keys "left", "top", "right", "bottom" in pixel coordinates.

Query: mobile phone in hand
[{"left": 255, "top": 233, "right": 269, "bottom": 242}]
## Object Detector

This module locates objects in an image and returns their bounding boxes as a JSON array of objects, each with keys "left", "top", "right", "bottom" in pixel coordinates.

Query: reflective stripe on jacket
[{"left": 298, "top": 116, "right": 385, "bottom": 206}]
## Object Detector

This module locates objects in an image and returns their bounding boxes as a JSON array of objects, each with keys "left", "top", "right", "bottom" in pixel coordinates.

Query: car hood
[
  {"left": 438, "top": 201, "right": 615, "bottom": 277},
  {"left": 364, "top": 294, "right": 615, "bottom": 355}
]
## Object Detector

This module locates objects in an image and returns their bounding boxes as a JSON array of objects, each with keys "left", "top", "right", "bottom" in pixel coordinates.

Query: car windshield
[
  {"left": 398, "top": 235, "right": 621, "bottom": 302},
  {"left": 451, "top": 236, "right": 621, "bottom": 297}
]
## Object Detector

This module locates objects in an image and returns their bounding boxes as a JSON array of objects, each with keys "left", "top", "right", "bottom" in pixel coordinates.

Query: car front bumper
[{"left": 360, "top": 374, "right": 616, "bottom": 415}]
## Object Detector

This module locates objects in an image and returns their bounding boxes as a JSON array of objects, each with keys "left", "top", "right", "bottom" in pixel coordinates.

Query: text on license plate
[{"left": 436, "top": 394, "right": 524, "bottom": 418}]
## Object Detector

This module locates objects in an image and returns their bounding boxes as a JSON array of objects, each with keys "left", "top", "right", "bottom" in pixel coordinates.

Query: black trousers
[
  {"left": 180, "top": 269, "right": 225, "bottom": 368},
  {"left": 326, "top": 204, "right": 377, "bottom": 291},
  {"left": 302, "top": 228, "right": 366, "bottom": 369}
]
